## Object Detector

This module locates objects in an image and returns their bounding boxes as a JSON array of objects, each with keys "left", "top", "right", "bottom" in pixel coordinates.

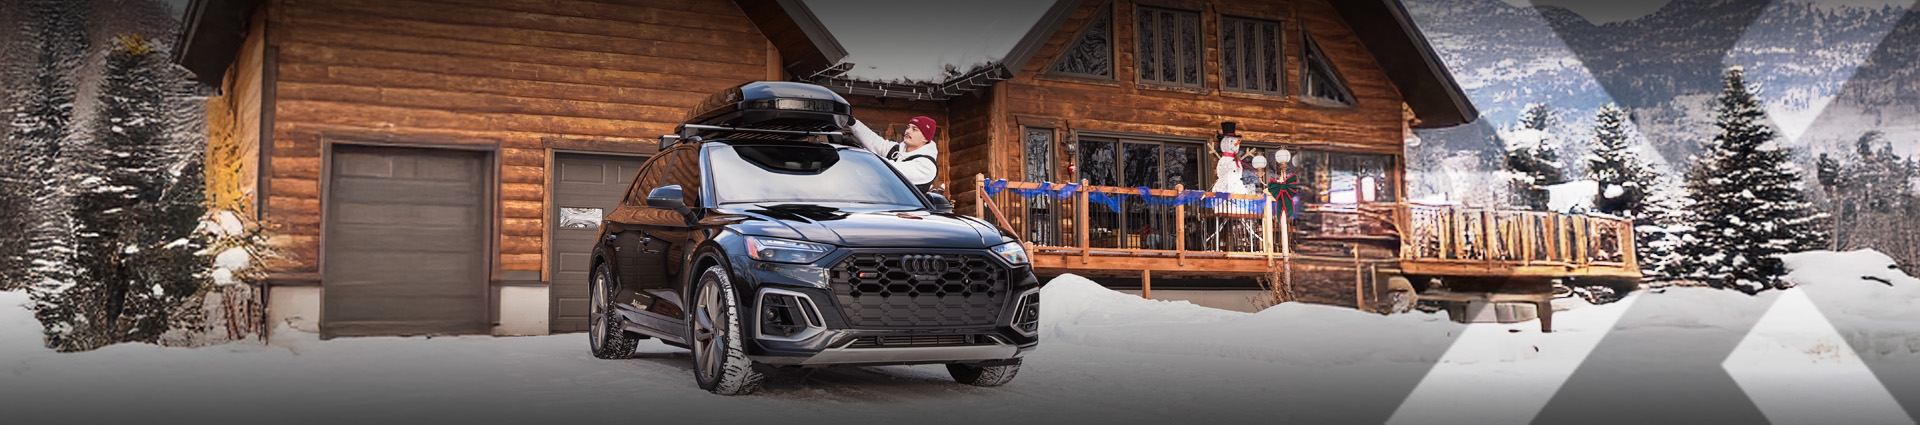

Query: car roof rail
[{"left": 671, "top": 124, "right": 859, "bottom": 148}]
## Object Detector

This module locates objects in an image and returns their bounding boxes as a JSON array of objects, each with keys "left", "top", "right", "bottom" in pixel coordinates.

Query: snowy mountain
[{"left": 1403, "top": 0, "right": 1916, "bottom": 197}]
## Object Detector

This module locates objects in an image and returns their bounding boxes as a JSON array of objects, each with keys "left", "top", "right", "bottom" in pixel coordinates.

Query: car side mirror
[
  {"left": 646, "top": 185, "right": 688, "bottom": 214},
  {"left": 926, "top": 192, "right": 954, "bottom": 214}
]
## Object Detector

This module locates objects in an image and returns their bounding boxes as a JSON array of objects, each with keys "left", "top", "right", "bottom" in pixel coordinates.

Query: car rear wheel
[
  {"left": 589, "top": 262, "right": 640, "bottom": 359},
  {"left": 689, "top": 265, "right": 764, "bottom": 395},
  {"left": 947, "top": 360, "right": 1022, "bottom": 387}
]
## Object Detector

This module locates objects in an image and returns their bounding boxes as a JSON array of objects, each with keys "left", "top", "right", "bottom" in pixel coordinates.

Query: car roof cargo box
[{"left": 677, "top": 82, "right": 853, "bottom": 142}]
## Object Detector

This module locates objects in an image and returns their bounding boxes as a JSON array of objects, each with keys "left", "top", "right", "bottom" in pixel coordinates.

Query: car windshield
[{"left": 708, "top": 144, "right": 925, "bottom": 208}]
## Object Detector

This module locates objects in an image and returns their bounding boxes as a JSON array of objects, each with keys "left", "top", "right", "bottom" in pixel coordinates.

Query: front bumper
[{"left": 731, "top": 252, "right": 1040, "bottom": 367}]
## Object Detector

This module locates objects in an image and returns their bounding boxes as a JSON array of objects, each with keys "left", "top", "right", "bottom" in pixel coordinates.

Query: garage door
[
  {"left": 323, "top": 145, "right": 490, "bottom": 338},
  {"left": 550, "top": 153, "right": 648, "bottom": 333}
]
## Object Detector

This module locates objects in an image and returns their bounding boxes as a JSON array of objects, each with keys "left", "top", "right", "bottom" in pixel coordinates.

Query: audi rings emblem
[{"left": 901, "top": 255, "right": 947, "bottom": 275}]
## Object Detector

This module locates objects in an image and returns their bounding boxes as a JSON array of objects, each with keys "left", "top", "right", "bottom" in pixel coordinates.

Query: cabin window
[
  {"left": 1293, "top": 150, "right": 1395, "bottom": 204},
  {"left": 1301, "top": 35, "right": 1355, "bottom": 106},
  {"left": 1220, "top": 16, "right": 1282, "bottom": 95},
  {"left": 1049, "top": 2, "right": 1114, "bottom": 79},
  {"left": 1024, "top": 127, "right": 1055, "bottom": 182},
  {"left": 1078, "top": 136, "right": 1201, "bottom": 189},
  {"left": 1135, "top": 6, "right": 1202, "bottom": 88}
]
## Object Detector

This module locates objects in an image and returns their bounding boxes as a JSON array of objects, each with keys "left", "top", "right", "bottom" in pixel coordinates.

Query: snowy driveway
[{"left": 4, "top": 251, "right": 1920, "bottom": 424}]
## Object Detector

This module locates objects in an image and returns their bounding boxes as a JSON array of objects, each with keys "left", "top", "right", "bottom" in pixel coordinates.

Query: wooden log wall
[
  {"left": 207, "top": 7, "right": 268, "bottom": 218},
  {"left": 258, "top": 0, "right": 778, "bottom": 278},
  {"left": 996, "top": 0, "right": 1409, "bottom": 184}
]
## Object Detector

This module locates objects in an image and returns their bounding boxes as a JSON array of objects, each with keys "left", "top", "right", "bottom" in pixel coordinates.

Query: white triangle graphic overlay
[
  {"left": 1721, "top": 289, "right": 1915, "bottom": 425},
  {"left": 1727, "top": 0, "right": 1906, "bottom": 143},
  {"left": 1388, "top": 295, "right": 1641, "bottom": 425}
]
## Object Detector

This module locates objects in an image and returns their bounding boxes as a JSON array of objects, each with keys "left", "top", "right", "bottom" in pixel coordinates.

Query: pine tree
[
  {"left": 1502, "top": 103, "right": 1569, "bottom": 210},
  {"left": 1586, "top": 103, "right": 1656, "bottom": 217},
  {"left": 50, "top": 35, "right": 208, "bottom": 351},
  {"left": 1639, "top": 176, "right": 1702, "bottom": 282},
  {"left": 11, "top": 0, "right": 90, "bottom": 338},
  {"left": 1683, "top": 67, "right": 1831, "bottom": 293},
  {"left": 1818, "top": 131, "right": 1920, "bottom": 274}
]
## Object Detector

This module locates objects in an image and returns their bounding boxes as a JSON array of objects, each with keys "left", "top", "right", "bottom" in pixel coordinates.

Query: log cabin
[{"left": 173, "top": 0, "right": 1637, "bottom": 338}]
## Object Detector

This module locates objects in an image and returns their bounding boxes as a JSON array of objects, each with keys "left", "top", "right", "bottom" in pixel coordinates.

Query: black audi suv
[{"left": 587, "top": 81, "right": 1040, "bottom": 395}]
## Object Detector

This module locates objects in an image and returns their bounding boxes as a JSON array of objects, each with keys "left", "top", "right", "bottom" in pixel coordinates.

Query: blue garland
[
  {"left": 1134, "top": 187, "right": 1211, "bottom": 207},
  {"left": 984, "top": 179, "right": 1011, "bottom": 196},
  {"left": 1086, "top": 191, "right": 1127, "bottom": 212},
  {"left": 1053, "top": 183, "right": 1080, "bottom": 200}
]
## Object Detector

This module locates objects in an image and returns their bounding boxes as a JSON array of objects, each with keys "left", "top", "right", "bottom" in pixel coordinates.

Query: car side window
[
  {"left": 623, "top": 154, "right": 671, "bottom": 206},
  {"left": 663, "top": 147, "right": 704, "bottom": 207}
]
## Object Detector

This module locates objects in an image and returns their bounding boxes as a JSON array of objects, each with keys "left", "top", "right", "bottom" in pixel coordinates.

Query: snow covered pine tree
[
  {"left": 1503, "top": 103, "right": 1569, "bottom": 211},
  {"left": 1816, "top": 131, "right": 1920, "bottom": 274},
  {"left": 1586, "top": 103, "right": 1655, "bottom": 217},
  {"left": 1681, "top": 67, "right": 1830, "bottom": 293},
  {"left": 9, "top": 0, "right": 90, "bottom": 334},
  {"left": 56, "top": 35, "right": 208, "bottom": 352}
]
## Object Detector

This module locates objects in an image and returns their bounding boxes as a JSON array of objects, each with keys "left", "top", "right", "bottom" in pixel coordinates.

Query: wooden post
[
  {"left": 1354, "top": 248, "right": 1366, "bottom": 311},
  {"left": 1174, "top": 184, "right": 1186, "bottom": 266},
  {"left": 1482, "top": 210, "right": 1496, "bottom": 267},
  {"left": 1078, "top": 179, "right": 1090, "bottom": 265},
  {"left": 974, "top": 174, "right": 986, "bottom": 220},
  {"left": 1142, "top": 269, "right": 1152, "bottom": 300},
  {"left": 1263, "top": 193, "right": 1275, "bottom": 267},
  {"left": 1622, "top": 220, "right": 1638, "bottom": 271},
  {"left": 1520, "top": 213, "right": 1535, "bottom": 264},
  {"left": 1538, "top": 297, "right": 1554, "bottom": 333}
]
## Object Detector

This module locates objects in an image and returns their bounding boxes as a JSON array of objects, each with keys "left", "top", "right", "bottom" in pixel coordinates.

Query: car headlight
[
  {"left": 745, "top": 236, "right": 834, "bottom": 264},
  {"left": 990, "top": 242, "right": 1029, "bottom": 265}
]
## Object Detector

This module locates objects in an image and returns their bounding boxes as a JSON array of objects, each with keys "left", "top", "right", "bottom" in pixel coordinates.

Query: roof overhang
[
  {"left": 1329, "top": 0, "right": 1479, "bottom": 128},
  {"left": 171, "top": 0, "right": 263, "bottom": 89},
  {"left": 738, "top": 0, "right": 1075, "bottom": 102}
]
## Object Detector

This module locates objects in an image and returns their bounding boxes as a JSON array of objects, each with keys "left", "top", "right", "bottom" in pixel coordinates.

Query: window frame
[
  {"left": 1219, "top": 15, "right": 1285, "bottom": 96},
  {"left": 1133, "top": 5, "right": 1205, "bottom": 89},
  {"left": 1046, "top": 2, "right": 1117, "bottom": 80},
  {"left": 1075, "top": 132, "right": 1207, "bottom": 190},
  {"left": 1299, "top": 33, "right": 1357, "bottom": 107},
  {"left": 1022, "top": 126, "right": 1058, "bottom": 183}
]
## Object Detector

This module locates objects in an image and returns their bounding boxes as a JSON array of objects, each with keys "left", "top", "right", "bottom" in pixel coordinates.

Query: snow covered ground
[{"left": 2, "top": 251, "right": 1918, "bottom": 424}]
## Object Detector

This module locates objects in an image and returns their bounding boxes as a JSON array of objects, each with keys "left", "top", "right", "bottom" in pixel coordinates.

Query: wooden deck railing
[
  {"left": 974, "top": 175, "right": 1279, "bottom": 263},
  {"left": 973, "top": 175, "right": 1638, "bottom": 275},
  {"left": 1401, "top": 204, "right": 1636, "bottom": 269}
]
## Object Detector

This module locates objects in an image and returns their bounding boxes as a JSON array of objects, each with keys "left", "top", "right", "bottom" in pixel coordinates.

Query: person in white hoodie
[{"left": 848, "top": 115, "right": 939, "bottom": 193}]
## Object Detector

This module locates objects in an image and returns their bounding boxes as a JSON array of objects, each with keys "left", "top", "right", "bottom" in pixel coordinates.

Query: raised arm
[{"left": 848, "top": 119, "right": 897, "bottom": 154}]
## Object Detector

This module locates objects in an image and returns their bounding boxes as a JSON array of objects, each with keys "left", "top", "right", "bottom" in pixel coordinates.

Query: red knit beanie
[{"left": 909, "top": 116, "right": 937, "bottom": 140}]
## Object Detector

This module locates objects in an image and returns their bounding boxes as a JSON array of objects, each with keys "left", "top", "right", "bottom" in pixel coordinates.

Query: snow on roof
[{"left": 801, "top": 0, "right": 1057, "bottom": 83}]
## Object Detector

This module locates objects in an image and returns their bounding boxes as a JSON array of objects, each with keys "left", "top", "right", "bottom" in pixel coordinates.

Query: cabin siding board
[{"left": 259, "top": 0, "right": 774, "bottom": 277}]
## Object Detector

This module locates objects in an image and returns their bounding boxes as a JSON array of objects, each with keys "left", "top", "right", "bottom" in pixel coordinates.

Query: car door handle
[{"left": 640, "top": 237, "right": 661, "bottom": 254}]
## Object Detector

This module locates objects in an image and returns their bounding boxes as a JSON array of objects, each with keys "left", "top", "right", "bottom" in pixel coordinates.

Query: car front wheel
[
  {"left": 947, "top": 359, "right": 1022, "bottom": 387},
  {"left": 589, "top": 262, "right": 641, "bottom": 359},
  {"left": 689, "top": 265, "right": 764, "bottom": 395}
]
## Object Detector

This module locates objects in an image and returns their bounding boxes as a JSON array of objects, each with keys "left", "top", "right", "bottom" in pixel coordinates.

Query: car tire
[
  {"left": 689, "top": 264, "right": 765, "bottom": 395},
  {"left": 947, "top": 360, "right": 1021, "bottom": 387},
  {"left": 589, "top": 262, "right": 641, "bottom": 360}
]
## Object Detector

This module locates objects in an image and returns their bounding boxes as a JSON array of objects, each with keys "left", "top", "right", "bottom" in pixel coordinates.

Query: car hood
[{"left": 718, "top": 204, "right": 1008, "bottom": 249}]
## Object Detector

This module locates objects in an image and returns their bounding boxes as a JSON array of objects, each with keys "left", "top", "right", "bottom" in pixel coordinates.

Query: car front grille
[
  {"left": 828, "top": 253, "right": 1010, "bottom": 328},
  {"left": 844, "top": 334, "right": 999, "bottom": 348}
]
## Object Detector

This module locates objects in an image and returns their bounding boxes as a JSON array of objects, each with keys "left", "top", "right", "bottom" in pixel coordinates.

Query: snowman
[{"left": 1210, "top": 133, "right": 1250, "bottom": 194}]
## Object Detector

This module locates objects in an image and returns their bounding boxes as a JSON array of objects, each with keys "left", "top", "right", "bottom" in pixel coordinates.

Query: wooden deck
[{"left": 971, "top": 175, "right": 1642, "bottom": 322}]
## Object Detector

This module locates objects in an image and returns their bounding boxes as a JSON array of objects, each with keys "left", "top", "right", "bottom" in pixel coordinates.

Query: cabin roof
[
  {"left": 750, "top": 0, "right": 1476, "bottom": 127},
  {"left": 170, "top": 0, "right": 263, "bottom": 90},
  {"left": 169, "top": 0, "right": 1476, "bottom": 127}
]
